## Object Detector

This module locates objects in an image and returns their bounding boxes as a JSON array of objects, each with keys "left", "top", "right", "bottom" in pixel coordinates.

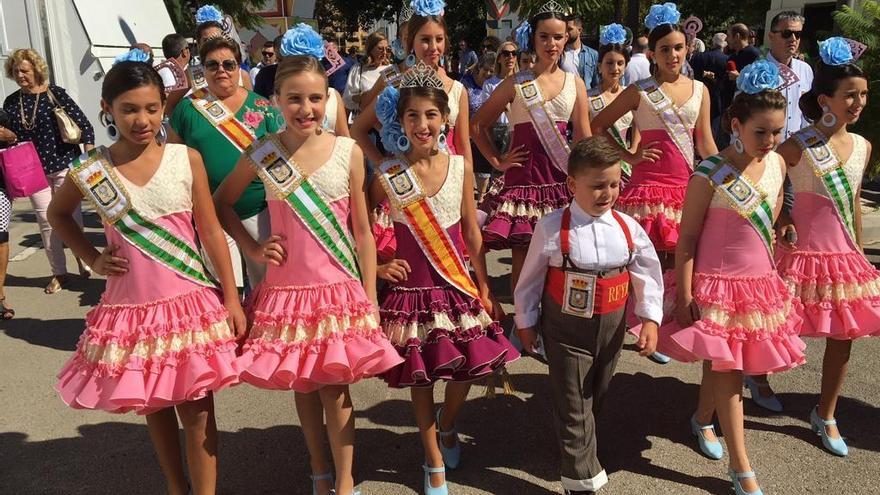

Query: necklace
[{"left": 19, "top": 92, "right": 40, "bottom": 131}]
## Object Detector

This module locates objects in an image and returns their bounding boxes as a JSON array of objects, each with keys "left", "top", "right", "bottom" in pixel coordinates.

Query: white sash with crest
[
  {"left": 514, "top": 71, "right": 571, "bottom": 175},
  {"left": 636, "top": 78, "right": 696, "bottom": 169}
]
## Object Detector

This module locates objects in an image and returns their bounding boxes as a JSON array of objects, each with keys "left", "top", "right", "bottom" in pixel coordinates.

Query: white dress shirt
[
  {"left": 514, "top": 201, "right": 664, "bottom": 329},
  {"left": 624, "top": 53, "right": 651, "bottom": 85},
  {"left": 767, "top": 52, "right": 814, "bottom": 139}
]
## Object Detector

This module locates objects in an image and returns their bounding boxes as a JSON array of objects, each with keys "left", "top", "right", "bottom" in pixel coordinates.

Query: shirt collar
[{"left": 569, "top": 201, "right": 615, "bottom": 225}]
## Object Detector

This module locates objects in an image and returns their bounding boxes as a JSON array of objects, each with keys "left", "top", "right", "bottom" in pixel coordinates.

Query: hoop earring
[
  {"left": 820, "top": 105, "right": 838, "bottom": 127},
  {"left": 437, "top": 133, "right": 448, "bottom": 152},
  {"left": 103, "top": 113, "right": 119, "bottom": 142},
  {"left": 405, "top": 52, "right": 417, "bottom": 67},
  {"left": 732, "top": 130, "right": 744, "bottom": 154},
  {"left": 397, "top": 134, "right": 411, "bottom": 152}
]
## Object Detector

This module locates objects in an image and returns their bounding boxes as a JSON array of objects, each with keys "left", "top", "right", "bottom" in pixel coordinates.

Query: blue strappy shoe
[
  {"left": 311, "top": 472, "right": 335, "bottom": 495},
  {"left": 690, "top": 414, "right": 724, "bottom": 460},
  {"left": 744, "top": 376, "right": 783, "bottom": 412},
  {"left": 728, "top": 469, "right": 763, "bottom": 495},
  {"left": 423, "top": 464, "right": 448, "bottom": 495},
  {"left": 810, "top": 406, "right": 849, "bottom": 456},
  {"left": 435, "top": 406, "right": 461, "bottom": 469}
]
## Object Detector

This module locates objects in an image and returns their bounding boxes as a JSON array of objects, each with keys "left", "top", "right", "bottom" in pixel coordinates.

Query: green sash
[
  {"left": 587, "top": 88, "right": 632, "bottom": 177},
  {"left": 246, "top": 135, "right": 361, "bottom": 280},
  {"left": 793, "top": 127, "right": 857, "bottom": 245},
  {"left": 694, "top": 155, "right": 776, "bottom": 257},
  {"left": 69, "top": 148, "right": 216, "bottom": 287}
]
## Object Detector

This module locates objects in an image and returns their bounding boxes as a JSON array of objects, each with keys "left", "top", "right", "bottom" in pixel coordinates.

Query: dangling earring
[
  {"left": 437, "top": 133, "right": 448, "bottom": 152},
  {"left": 439, "top": 55, "right": 445, "bottom": 67},
  {"left": 732, "top": 130, "right": 744, "bottom": 154},
  {"left": 156, "top": 123, "right": 168, "bottom": 145},
  {"left": 102, "top": 112, "right": 119, "bottom": 142},
  {"left": 397, "top": 134, "right": 411, "bottom": 152},
  {"left": 821, "top": 105, "right": 838, "bottom": 127},
  {"left": 405, "top": 51, "right": 417, "bottom": 67}
]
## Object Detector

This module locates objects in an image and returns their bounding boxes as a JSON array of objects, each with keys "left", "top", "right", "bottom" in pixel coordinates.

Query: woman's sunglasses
[
  {"left": 205, "top": 59, "right": 238, "bottom": 72},
  {"left": 500, "top": 50, "right": 518, "bottom": 57}
]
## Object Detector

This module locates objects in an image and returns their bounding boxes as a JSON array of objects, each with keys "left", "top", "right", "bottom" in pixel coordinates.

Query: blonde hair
[
  {"left": 494, "top": 41, "right": 519, "bottom": 76},
  {"left": 4, "top": 48, "right": 49, "bottom": 86},
  {"left": 274, "top": 55, "right": 327, "bottom": 95}
]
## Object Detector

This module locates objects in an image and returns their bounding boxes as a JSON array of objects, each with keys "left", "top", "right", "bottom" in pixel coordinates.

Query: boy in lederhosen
[{"left": 514, "top": 137, "right": 664, "bottom": 494}]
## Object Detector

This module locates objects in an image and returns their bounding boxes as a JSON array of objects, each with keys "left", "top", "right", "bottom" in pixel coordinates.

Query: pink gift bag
[{"left": 0, "top": 141, "right": 48, "bottom": 198}]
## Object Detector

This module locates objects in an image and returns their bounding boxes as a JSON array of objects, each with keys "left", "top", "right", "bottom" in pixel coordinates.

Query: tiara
[
  {"left": 537, "top": 0, "right": 570, "bottom": 15},
  {"left": 400, "top": 61, "right": 445, "bottom": 90}
]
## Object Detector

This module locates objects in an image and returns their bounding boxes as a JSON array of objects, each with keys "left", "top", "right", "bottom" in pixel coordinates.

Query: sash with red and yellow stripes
[
  {"left": 188, "top": 88, "right": 256, "bottom": 152},
  {"left": 379, "top": 158, "right": 480, "bottom": 299}
]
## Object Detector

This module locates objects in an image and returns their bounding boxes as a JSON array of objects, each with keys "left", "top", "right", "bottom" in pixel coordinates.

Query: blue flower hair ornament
[
  {"left": 736, "top": 59, "right": 783, "bottom": 95},
  {"left": 599, "top": 23, "right": 628, "bottom": 46},
  {"left": 380, "top": 122, "right": 406, "bottom": 154},
  {"left": 410, "top": 0, "right": 445, "bottom": 17},
  {"left": 280, "top": 23, "right": 326, "bottom": 59},
  {"left": 515, "top": 21, "right": 532, "bottom": 53},
  {"left": 819, "top": 37, "right": 854, "bottom": 66},
  {"left": 114, "top": 48, "right": 150, "bottom": 65},
  {"left": 195, "top": 5, "right": 223, "bottom": 25},
  {"left": 644, "top": 2, "right": 681, "bottom": 31},
  {"left": 376, "top": 86, "right": 400, "bottom": 127}
]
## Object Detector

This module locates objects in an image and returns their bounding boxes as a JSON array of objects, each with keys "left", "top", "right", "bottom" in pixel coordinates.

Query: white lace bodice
[
  {"left": 447, "top": 81, "right": 465, "bottom": 126},
  {"left": 588, "top": 88, "right": 633, "bottom": 140},
  {"left": 309, "top": 136, "right": 355, "bottom": 201},
  {"left": 634, "top": 78, "right": 703, "bottom": 132},
  {"left": 707, "top": 152, "right": 784, "bottom": 212},
  {"left": 790, "top": 132, "right": 868, "bottom": 201},
  {"left": 389, "top": 154, "right": 464, "bottom": 229},
  {"left": 117, "top": 144, "right": 193, "bottom": 220},
  {"left": 509, "top": 72, "right": 576, "bottom": 125}
]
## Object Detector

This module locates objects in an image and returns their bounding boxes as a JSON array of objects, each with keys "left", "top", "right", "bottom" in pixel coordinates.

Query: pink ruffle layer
[
  {"left": 480, "top": 182, "right": 571, "bottom": 250},
  {"left": 55, "top": 288, "right": 240, "bottom": 415},
  {"left": 239, "top": 280, "right": 404, "bottom": 392},
  {"left": 776, "top": 248, "right": 880, "bottom": 339},
  {"left": 616, "top": 183, "right": 684, "bottom": 252}
]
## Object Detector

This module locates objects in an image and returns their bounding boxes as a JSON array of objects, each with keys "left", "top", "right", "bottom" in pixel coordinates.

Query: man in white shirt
[
  {"left": 560, "top": 16, "right": 599, "bottom": 89},
  {"left": 515, "top": 137, "right": 662, "bottom": 495},
  {"left": 155, "top": 33, "right": 191, "bottom": 93},
  {"left": 766, "top": 11, "right": 813, "bottom": 140},
  {"left": 624, "top": 36, "right": 651, "bottom": 85}
]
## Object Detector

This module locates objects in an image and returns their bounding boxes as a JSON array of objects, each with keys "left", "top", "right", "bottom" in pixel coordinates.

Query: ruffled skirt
[
  {"left": 616, "top": 182, "right": 684, "bottom": 252},
  {"left": 373, "top": 200, "right": 396, "bottom": 263},
  {"left": 56, "top": 287, "right": 239, "bottom": 415},
  {"left": 480, "top": 182, "right": 571, "bottom": 250},
  {"left": 380, "top": 285, "right": 519, "bottom": 387},
  {"left": 776, "top": 248, "right": 880, "bottom": 339},
  {"left": 238, "top": 279, "right": 404, "bottom": 392}
]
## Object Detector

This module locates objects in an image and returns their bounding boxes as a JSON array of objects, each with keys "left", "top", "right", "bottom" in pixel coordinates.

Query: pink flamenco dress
[
  {"left": 56, "top": 144, "right": 240, "bottom": 414},
  {"left": 776, "top": 132, "right": 880, "bottom": 338},
  {"left": 617, "top": 79, "right": 704, "bottom": 253},
  {"left": 651, "top": 154, "right": 806, "bottom": 374},
  {"left": 380, "top": 154, "right": 519, "bottom": 387},
  {"left": 238, "top": 136, "right": 403, "bottom": 392},
  {"left": 480, "top": 72, "right": 576, "bottom": 249}
]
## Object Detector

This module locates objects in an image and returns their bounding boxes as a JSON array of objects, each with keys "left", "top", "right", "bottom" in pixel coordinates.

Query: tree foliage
[{"left": 163, "top": 0, "right": 266, "bottom": 36}]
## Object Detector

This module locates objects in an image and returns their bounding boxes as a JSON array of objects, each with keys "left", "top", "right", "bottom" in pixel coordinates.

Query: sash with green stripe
[
  {"left": 246, "top": 135, "right": 361, "bottom": 280},
  {"left": 793, "top": 127, "right": 857, "bottom": 245},
  {"left": 694, "top": 156, "right": 776, "bottom": 257},
  {"left": 588, "top": 89, "right": 632, "bottom": 178},
  {"left": 69, "top": 147, "right": 217, "bottom": 287}
]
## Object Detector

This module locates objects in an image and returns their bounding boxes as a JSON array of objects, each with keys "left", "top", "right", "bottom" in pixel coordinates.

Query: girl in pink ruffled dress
[
  {"left": 775, "top": 38, "right": 874, "bottom": 457},
  {"left": 215, "top": 56, "right": 402, "bottom": 495},
  {"left": 50, "top": 61, "right": 244, "bottom": 494},
  {"left": 642, "top": 60, "right": 807, "bottom": 495}
]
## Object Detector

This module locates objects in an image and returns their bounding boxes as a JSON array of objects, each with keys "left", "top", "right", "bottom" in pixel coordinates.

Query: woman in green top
[{"left": 171, "top": 36, "right": 281, "bottom": 288}]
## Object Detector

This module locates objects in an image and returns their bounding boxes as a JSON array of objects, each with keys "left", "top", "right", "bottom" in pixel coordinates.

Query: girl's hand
[
  {"left": 517, "top": 326, "right": 540, "bottom": 355},
  {"left": 225, "top": 300, "right": 248, "bottom": 339},
  {"left": 247, "top": 235, "right": 286, "bottom": 266},
  {"left": 494, "top": 145, "right": 529, "bottom": 172},
  {"left": 775, "top": 213, "right": 797, "bottom": 250},
  {"left": 91, "top": 245, "right": 129, "bottom": 276},
  {"left": 481, "top": 292, "right": 506, "bottom": 321},
  {"left": 674, "top": 294, "right": 700, "bottom": 327},
  {"left": 626, "top": 142, "right": 662, "bottom": 165},
  {"left": 377, "top": 259, "right": 411, "bottom": 282}
]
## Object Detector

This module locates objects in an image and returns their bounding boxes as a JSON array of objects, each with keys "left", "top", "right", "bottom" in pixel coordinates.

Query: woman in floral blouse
[{"left": 171, "top": 37, "right": 281, "bottom": 289}]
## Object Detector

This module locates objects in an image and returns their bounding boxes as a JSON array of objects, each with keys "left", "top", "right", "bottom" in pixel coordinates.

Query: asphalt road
[{"left": 1, "top": 200, "right": 878, "bottom": 494}]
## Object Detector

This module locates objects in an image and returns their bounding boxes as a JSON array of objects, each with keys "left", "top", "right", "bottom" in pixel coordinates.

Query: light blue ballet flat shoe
[
  {"left": 435, "top": 406, "right": 461, "bottom": 469},
  {"left": 423, "top": 464, "right": 448, "bottom": 495},
  {"left": 811, "top": 406, "right": 849, "bottom": 456},
  {"left": 744, "top": 376, "right": 783, "bottom": 413},
  {"left": 690, "top": 414, "right": 724, "bottom": 460},
  {"left": 311, "top": 472, "right": 335, "bottom": 495},
  {"left": 728, "top": 469, "right": 763, "bottom": 495},
  {"left": 648, "top": 351, "right": 671, "bottom": 364}
]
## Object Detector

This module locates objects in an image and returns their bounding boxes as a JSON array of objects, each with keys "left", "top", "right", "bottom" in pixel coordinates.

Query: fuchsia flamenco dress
[
  {"left": 645, "top": 154, "right": 806, "bottom": 374},
  {"left": 56, "top": 144, "right": 240, "bottom": 414},
  {"left": 238, "top": 137, "right": 403, "bottom": 391},
  {"left": 776, "top": 132, "right": 880, "bottom": 338}
]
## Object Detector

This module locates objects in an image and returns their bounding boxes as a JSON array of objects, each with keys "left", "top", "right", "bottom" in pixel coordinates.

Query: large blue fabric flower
[
  {"left": 410, "top": 0, "right": 445, "bottom": 17},
  {"left": 380, "top": 122, "right": 406, "bottom": 154},
  {"left": 515, "top": 21, "right": 532, "bottom": 52},
  {"left": 644, "top": 3, "right": 681, "bottom": 31},
  {"left": 195, "top": 5, "right": 223, "bottom": 24},
  {"left": 280, "top": 23, "right": 325, "bottom": 59},
  {"left": 737, "top": 59, "right": 782, "bottom": 95},
  {"left": 114, "top": 48, "right": 150, "bottom": 65},
  {"left": 376, "top": 86, "right": 400, "bottom": 126},
  {"left": 600, "top": 24, "right": 628, "bottom": 46},
  {"left": 819, "top": 37, "right": 854, "bottom": 66}
]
